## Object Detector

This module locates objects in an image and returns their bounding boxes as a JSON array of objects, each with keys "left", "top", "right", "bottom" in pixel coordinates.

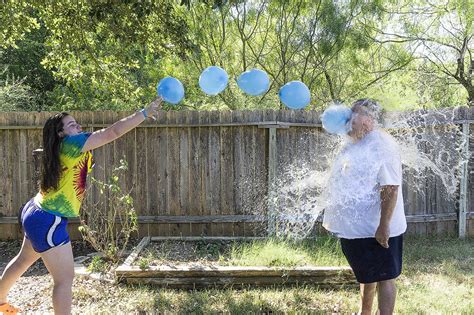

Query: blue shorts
[
  {"left": 21, "top": 199, "right": 70, "bottom": 253},
  {"left": 340, "top": 234, "right": 403, "bottom": 284}
]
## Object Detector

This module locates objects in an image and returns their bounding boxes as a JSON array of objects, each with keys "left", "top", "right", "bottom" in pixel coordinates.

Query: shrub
[{"left": 79, "top": 159, "right": 138, "bottom": 263}]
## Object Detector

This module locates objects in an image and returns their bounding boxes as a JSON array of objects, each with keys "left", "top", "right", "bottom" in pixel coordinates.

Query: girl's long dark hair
[{"left": 40, "top": 112, "right": 69, "bottom": 192}]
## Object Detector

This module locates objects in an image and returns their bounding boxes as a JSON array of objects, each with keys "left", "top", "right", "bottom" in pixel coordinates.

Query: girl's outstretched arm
[{"left": 81, "top": 97, "right": 162, "bottom": 152}]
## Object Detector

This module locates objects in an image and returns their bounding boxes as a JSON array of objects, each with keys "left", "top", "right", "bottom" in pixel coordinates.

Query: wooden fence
[{"left": 0, "top": 108, "right": 473, "bottom": 240}]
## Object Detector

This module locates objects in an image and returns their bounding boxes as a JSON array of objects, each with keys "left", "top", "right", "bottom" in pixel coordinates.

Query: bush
[
  {"left": 0, "top": 68, "right": 36, "bottom": 111},
  {"left": 79, "top": 159, "right": 138, "bottom": 263}
]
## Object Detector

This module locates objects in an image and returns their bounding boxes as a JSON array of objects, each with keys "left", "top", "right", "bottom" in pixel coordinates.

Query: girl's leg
[
  {"left": 40, "top": 242, "right": 75, "bottom": 315},
  {"left": 0, "top": 236, "right": 40, "bottom": 304}
]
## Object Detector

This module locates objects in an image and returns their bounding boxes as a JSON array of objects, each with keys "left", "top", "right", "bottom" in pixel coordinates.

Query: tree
[
  {"left": 1, "top": 1, "right": 193, "bottom": 109},
  {"left": 373, "top": 0, "right": 474, "bottom": 106},
  {"left": 0, "top": 22, "right": 59, "bottom": 110},
  {"left": 183, "top": 0, "right": 412, "bottom": 109}
]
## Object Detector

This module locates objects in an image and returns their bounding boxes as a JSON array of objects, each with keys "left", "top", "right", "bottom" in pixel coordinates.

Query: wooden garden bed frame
[{"left": 115, "top": 236, "right": 357, "bottom": 289}]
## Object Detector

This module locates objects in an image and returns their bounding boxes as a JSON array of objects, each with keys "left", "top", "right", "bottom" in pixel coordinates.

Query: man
[{"left": 322, "top": 98, "right": 407, "bottom": 315}]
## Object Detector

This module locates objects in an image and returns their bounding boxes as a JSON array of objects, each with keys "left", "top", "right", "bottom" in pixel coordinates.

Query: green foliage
[
  {"left": 0, "top": 1, "right": 39, "bottom": 48},
  {"left": 196, "top": 240, "right": 221, "bottom": 258},
  {"left": 87, "top": 255, "right": 110, "bottom": 273},
  {"left": 0, "top": 67, "right": 36, "bottom": 111},
  {"left": 137, "top": 257, "right": 151, "bottom": 271},
  {"left": 0, "top": 24, "right": 59, "bottom": 111},
  {"left": 223, "top": 237, "right": 346, "bottom": 267},
  {"left": 79, "top": 158, "right": 137, "bottom": 263},
  {"left": 0, "top": 0, "right": 471, "bottom": 110},
  {"left": 381, "top": 0, "right": 474, "bottom": 106},
  {"left": 2, "top": 0, "right": 193, "bottom": 109}
]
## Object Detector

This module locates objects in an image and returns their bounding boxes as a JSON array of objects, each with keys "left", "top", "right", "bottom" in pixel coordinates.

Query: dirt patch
[{"left": 135, "top": 239, "right": 253, "bottom": 267}]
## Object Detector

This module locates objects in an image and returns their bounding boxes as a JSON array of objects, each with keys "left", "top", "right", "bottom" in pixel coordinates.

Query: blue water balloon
[
  {"left": 156, "top": 77, "right": 185, "bottom": 104},
  {"left": 278, "top": 81, "right": 311, "bottom": 109},
  {"left": 237, "top": 69, "right": 270, "bottom": 96},
  {"left": 199, "top": 66, "right": 228, "bottom": 95},
  {"left": 320, "top": 104, "right": 353, "bottom": 134}
]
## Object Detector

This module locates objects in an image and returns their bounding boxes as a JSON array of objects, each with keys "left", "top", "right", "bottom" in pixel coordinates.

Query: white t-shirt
[{"left": 322, "top": 129, "right": 407, "bottom": 239}]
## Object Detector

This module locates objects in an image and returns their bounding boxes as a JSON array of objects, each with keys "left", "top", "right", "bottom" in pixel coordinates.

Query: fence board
[
  {"left": 0, "top": 109, "right": 473, "bottom": 239},
  {"left": 199, "top": 111, "right": 211, "bottom": 235},
  {"left": 209, "top": 111, "right": 221, "bottom": 236},
  {"left": 0, "top": 115, "right": 7, "bottom": 214},
  {"left": 220, "top": 111, "right": 235, "bottom": 236},
  {"left": 232, "top": 111, "right": 245, "bottom": 236}
]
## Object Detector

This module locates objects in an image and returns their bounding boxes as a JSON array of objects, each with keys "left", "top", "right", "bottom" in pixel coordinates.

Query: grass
[
  {"left": 73, "top": 236, "right": 473, "bottom": 314},
  {"left": 223, "top": 237, "right": 347, "bottom": 267}
]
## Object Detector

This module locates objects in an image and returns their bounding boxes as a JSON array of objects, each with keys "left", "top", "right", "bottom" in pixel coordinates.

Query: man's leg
[
  {"left": 359, "top": 282, "right": 377, "bottom": 315},
  {"left": 0, "top": 237, "right": 40, "bottom": 304},
  {"left": 377, "top": 279, "right": 396, "bottom": 315}
]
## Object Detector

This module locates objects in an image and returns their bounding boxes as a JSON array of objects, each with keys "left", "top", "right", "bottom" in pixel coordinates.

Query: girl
[{"left": 0, "top": 97, "right": 162, "bottom": 314}]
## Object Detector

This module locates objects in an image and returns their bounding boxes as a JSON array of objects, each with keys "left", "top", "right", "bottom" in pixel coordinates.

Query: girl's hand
[{"left": 144, "top": 97, "right": 163, "bottom": 119}]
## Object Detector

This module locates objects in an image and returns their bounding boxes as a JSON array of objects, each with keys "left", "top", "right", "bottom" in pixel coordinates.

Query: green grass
[
  {"left": 73, "top": 236, "right": 473, "bottom": 314},
  {"left": 222, "top": 237, "right": 347, "bottom": 267}
]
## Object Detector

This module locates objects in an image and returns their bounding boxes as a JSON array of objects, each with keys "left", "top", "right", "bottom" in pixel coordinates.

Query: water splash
[{"left": 264, "top": 107, "right": 469, "bottom": 239}]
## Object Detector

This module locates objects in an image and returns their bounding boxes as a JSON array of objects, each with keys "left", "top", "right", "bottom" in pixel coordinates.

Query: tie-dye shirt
[{"left": 34, "top": 132, "right": 93, "bottom": 218}]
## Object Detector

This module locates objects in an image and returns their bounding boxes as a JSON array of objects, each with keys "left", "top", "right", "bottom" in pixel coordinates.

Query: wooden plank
[
  {"left": 219, "top": 111, "right": 235, "bottom": 237},
  {"left": 232, "top": 111, "right": 245, "bottom": 236},
  {"left": 116, "top": 264, "right": 355, "bottom": 279},
  {"left": 459, "top": 123, "right": 469, "bottom": 238},
  {"left": 121, "top": 236, "right": 151, "bottom": 267},
  {"left": 3, "top": 108, "right": 474, "bottom": 128},
  {"left": 26, "top": 115, "right": 39, "bottom": 196},
  {"left": 0, "top": 223, "right": 21, "bottom": 240},
  {"left": 253, "top": 111, "right": 268, "bottom": 219},
  {"left": 188, "top": 111, "right": 201, "bottom": 216},
  {"left": 149, "top": 236, "right": 266, "bottom": 241},
  {"left": 145, "top": 124, "right": 158, "bottom": 217},
  {"left": 467, "top": 218, "right": 474, "bottom": 237},
  {"left": 123, "top": 122, "right": 137, "bottom": 213},
  {"left": 178, "top": 112, "right": 190, "bottom": 217},
  {"left": 0, "top": 116, "right": 7, "bottom": 214},
  {"left": 90, "top": 111, "right": 107, "bottom": 214},
  {"left": 267, "top": 127, "right": 277, "bottom": 234},
  {"left": 106, "top": 111, "right": 118, "bottom": 214},
  {"left": 0, "top": 214, "right": 264, "bottom": 230},
  {"left": 199, "top": 111, "right": 211, "bottom": 236},
  {"left": 208, "top": 111, "right": 221, "bottom": 236},
  {"left": 240, "top": 111, "right": 255, "bottom": 220},
  {"left": 10, "top": 116, "right": 22, "bottom": 215},
  {"left": 167, "top": 111, "right": 180, "bottom": 217},
  {"left": 188, "top": 111, "right": 202, "bottom": 236},
  {"left": 173, "top": 124, "right": 192, "bottom": 226},
  {"left": 17, "top": 113, "right": 28, "bottom": 206},
  {"left": 0, "top": 210, "right": 444, "bottom": 226}
]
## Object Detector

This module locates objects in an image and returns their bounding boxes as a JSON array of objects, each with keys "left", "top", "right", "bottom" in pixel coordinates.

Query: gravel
[{"left": 0, "top": 240, "right": 121, "bottom": 314}]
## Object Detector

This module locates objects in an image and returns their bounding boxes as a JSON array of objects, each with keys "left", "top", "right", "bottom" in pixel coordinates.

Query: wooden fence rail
[{"left": 0, "top": 108, "right": 473, "bottom": 239}]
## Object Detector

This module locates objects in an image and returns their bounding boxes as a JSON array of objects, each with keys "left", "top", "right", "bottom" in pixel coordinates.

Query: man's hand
[
  {"left": 377, "top": 185, "right": 398, "bottom": 248},
  {"left": 375, "top": 224, "right": 390, "bottom": 248}
]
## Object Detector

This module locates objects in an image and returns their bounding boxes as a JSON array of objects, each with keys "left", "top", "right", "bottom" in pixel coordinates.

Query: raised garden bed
[{"left": 115, "top": 237, "right": 357, "bottom": 289}]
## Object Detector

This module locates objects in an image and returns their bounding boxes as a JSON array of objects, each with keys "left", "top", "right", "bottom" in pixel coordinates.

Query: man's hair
[{"left": 351, "top": 98, "right": 382, "bottom": 122}]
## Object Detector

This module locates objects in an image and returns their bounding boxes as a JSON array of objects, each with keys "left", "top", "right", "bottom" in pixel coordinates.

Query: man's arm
[{"left": 375, "top": 185, "right": 399, "bottom": 248}]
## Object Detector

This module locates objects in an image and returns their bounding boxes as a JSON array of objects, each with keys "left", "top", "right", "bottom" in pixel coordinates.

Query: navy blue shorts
[
  {"left": 21, "top": 199, "right": 70, "bottom": 253},
  {"left": 340, "top": 234, "right": 403, "bottom": 284}
]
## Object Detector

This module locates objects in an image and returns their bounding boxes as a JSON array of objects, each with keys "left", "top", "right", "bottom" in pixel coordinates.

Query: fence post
[
  {"left": 267, "top": 127, "right": 277, "bottom": 235},
  {"left": 459, "top": 123, "right": 470, "bottom": 239}
]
